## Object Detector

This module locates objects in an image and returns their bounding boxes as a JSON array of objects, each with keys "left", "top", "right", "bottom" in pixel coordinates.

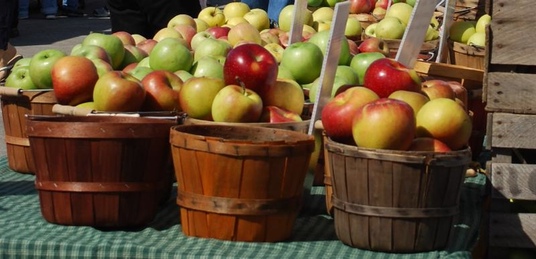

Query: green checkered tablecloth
[{"left": 0, "top": 156, "right": 487, "bottom": 259}]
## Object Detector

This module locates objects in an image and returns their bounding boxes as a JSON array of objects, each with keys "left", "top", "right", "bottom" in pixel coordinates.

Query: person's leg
[
  {"left": 106, "top": 0, "right": 152, "bottom": 38},
  {"left": 268, "top": 0, "right": 293, "bottom": 23},
  {"left": 241, "top": 0, "right": 268, "bottom": 11},
  {"left": 40, "top": 0, "right": 59, "bottom": 16}
]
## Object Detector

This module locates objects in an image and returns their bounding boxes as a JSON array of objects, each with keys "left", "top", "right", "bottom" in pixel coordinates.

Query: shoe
[
  {"left": 60, "top": 7, "right": 87, "bottom": 17},
  {"left": 92, "top": 7, "right": 110, "bottom": 17},
  {"left": 45, "top": 14, "right": 56, "bottom": 19}
]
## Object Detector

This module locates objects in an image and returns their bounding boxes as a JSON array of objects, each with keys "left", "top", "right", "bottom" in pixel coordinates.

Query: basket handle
[
  {"left": 52, "top": 104, "right": 93, "bottom": 116},
  {"left": 0, "top": 87, "right": 23, "bottom": 96}
]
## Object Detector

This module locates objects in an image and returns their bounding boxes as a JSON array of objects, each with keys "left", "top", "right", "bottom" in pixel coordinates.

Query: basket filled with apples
[
  {"left": 447, "top": 13, "right": 490, "bottom": 71},
  {"left": 320, "top": 57, "right": 473, "bottom": 252},
  {"left": 1, "top": 51, "right": 62, "bottom": 174}
]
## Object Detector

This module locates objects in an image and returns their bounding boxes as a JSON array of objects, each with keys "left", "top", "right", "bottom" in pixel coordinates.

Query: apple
[
  {"left": 363, "top": 58, "right": 422, "bottom": 98},
  {"left": 149, "top": 38, "right": 193, "bottom": 72},
  {"left": 223, "top": 43, "right": 278, "bottom": 95},
  {"left": 136, "top": 39, "right": 158, "bottom": 56},
  {"left": 206, "top": 26, "right": 231, "bottom": 39},
  {"left": 223, "top": 1, "right": 250, "bottom": 21},
  {"left": 153, "top": 27, "right": 183, "bottom": 42},
  {"left": 312, "top": 7, "right": 334, "bottom": 22},
  {"left": 307, "top": 30, "right": 352, "bottom": 66},
  {"left": 388, "top": 90, "right": 429, "bottom": 117},
  {"left": 70, "top": 44, "right": 112, "bottom": 64},
  {"left": 372, "top": 7, "right": 387, "bottom": 19},
  {"left": 308, "top": 0, "right": 323, "bottom": 7},
  {"left": 385, "top": 2, "right": 414, "bottom": 26},
  {"left": 475, "top": 14, "right": 491, "bottom": 33},
  {"left": 421, "top": 79, "right": 456, "bottom": 100},
  {"left": 375, "top": 16, "right": 406, "bottom": 40},
  {"left": 364, "top": 22, "right": 377, "bottom": 37},
  {"left": 447, "top": 81, "right": 468, "bottom": 109},
  {"left": 190, "top": 31, "right": 216, "bottom": 51},
  {"left": 82, "top": 32, "right": 125, "bottom": 69},
  {"left": 260, "top": 30, "right": 281, "bottom": 46},
  {"left": 10, "top": 57, "right": 31, "bottom": 71},
  {"left": 345, "top": 16, "right": 363, "bottom": 41},
  {"left": 352, "top": 98, "right": 416, "bottom": 150},
  {"left": 336, "top": 65, "right": 359, "bottom": 85},
  {"left": 263, "top": 42, "right": 285, "bottom": 63},
  {"left": 167, "top": 14, "right": 197, "bottom": 29},
  {"left": 93, "top": 71, "right": 146, "bottom": 112},
  {"left": 4, "top": 66, "right": 38, "bottom": 90},
  {"left": 28, "top": 48, "right": 67, "bottom": 89},
  {"left": 280, "top": 42, "right": 323, "bottom": 85},
  {"left": 112, "top": 31, "right": 136, "bottom": 46},
  {"left": 416, "top": 98, "right": 472, "bottom": 150},
  {"left": 141, "top": 70, "right": 183, "bottom": 111},
  {"left": 407, "top": 137, "right": 452, "bottom": 152},
  {"left": 243, "top": 8, "right": 270, "bottom": 32},
  {"left": 260, "top": 78, "right": 305, "bottom": 115},
  {"left": 174, "top": 70, "right": 193, "bottom": 82},
  {"left": 349, "top": 0, "right": 374, "bottom": 14},
  {"left": 51, "top": 56, "right": 99, "bottom": 106},
  {"left": 179, "top": 76, "right": 226, "bottom": 120},
  {"left": 194, "top": 18, "right": 209, "bottom": 32},
  {"left": 198, "top": 6, "right": 226, "bottom": 28},
  {"left": 449, "top": 21, "right": 476, "bottom": 44},
  {"left": 91, "top": 58, "right": 114, "bottom": 77},
  {"left": 347, "top": 39, "right": 359, "bottom": 56},
  {"left": 259, "top": 106, "right": 302, "bottom": 123},
  {"left": 173, "top": 24, "right": 198, "bottom": 48},
  {"left": 190, "top": 55, "right": 224, "bottom": 79},
  {"left": 227, "top": 22, "right": 262, "bottom": 46},
  {"left": 125, "top": 64, "right": 153, "bottom": 81},
  {"left": 314, "top": 20, "right": 332, "bottom": 32},
  {"left": 131, "top": 34, "right": 147, "bottom": 45},
  {"left": 306, "top": 75, "right": 353, "bottom": 102},
  {"left": 137, "top": 56, "right": 151, "bottom": 68},
  {"left": 467, "top": 32, "right": 485, "bottom": 47},
  {"left": 120, "top": 44, "right": 148, "bottom": 69},
  {"left": 358, "top": 37, "right": 390, "bottom": 56},
  {"left": 193, "top": 37, "right": 232, "bottom": 62},
  {"left": 226, "top": 16, "right": 249, "bottom": 27},
  {"left": 278, "top": 5, "right": 313, "bottom": 32},
  {"left": 321, "top": 86, "right": 379, "bottom": 144},
  {"left": 349, "top": 51, "right": 385, "bottom": 85},
  {"left": 322, "top": 0, "right": 344, "bottom": 8},
  {"left": 375, "top": 0, "right": 390, "bottom": 9},
  {"left": 277, "top": 65, "right": 294, "bottom": 80},
  {"left": 351, "top": 13, "right": 378, "bottom": 30},
  {"left": 211, "top": 84, "right": 264, "bottom": 123}
]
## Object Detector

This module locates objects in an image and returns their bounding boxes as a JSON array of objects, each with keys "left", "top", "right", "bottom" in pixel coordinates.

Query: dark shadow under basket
[
  {"left": 325, "top": 137, "right": 471, "bottom": 253},
  {"left": 26, "top": 115, "right": 178, "bottom": 228}
]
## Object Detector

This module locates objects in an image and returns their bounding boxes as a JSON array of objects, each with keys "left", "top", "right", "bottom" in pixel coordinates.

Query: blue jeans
[
  {"left": 241, "top": 0, "right": 294, "bottom": 23},
  {"left": 40, "top": 0, "right": 59, "bottom": 15},
  {"left": 62, "top": 0, "right": 79, "bottom": 11}
]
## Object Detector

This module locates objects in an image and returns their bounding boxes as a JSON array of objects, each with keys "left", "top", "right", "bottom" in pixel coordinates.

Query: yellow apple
[
  {"left": 227, "top": 22, "right": 262, "bottom": 46},
  {"left": 314, "top": 20, "right": 332, "bottom": 32},
  {"left": 131, "top": 34, "right": 147, "bottom": 45},
  {"left": 312, "top": 7, "right": 334, "bottom": 22},
  {"left": 263, "top": 42, "right": 285, "bottom": 63},
  {"left": 375, "top": 16, "right": 405, "bottom": 40},
  {"left": 194, "top": 18, "right": 209, "bottom": 32},
  {"left": 261, "top": 78, "right": 305, "bottom": 115},
  {"left": 243, "top": 8, "right": 271, "bottom": 31},
  {"left": 226, "top": 16, "right": 249, "bottom": 27},
  {"left": 223, "top": 2, "right": 251, "bottom": 21},
  {"left": 385, "top": 2, "right": 413, "bottom": 26},
  {"left": 475, "top": 14, "right": 491, "bottom": 33},
  {"left": 467, "top": 31, "right": 485, "bottom": 47},
  {"left": 167, "top": 14, "right": 197, "bottom": 29},
  {"left": 449, "top": 20, "right": 476, "bottom": 44},
  {"left": 153, "top": 27, "right": 182, "bottom": 42},
  {"left": 198, "top": 6, "right": 226, "bottom": 28},
  {"left": 345, "top": 16, "right": 362, "bottom": 41},
  {"left": 278, "top": 5, "right": 314, "bottom": 32}
]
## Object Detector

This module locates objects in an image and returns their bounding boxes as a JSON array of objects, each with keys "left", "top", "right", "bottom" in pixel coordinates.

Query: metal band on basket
[
  {"left": 176, "top": 190, "right": 302, "bottom": 216},
  {"left": 35, "top": 180, "right": 167, "bottom": 192},
  {"left": 331, "top": 195, "right": 459, "bottom": 218}
]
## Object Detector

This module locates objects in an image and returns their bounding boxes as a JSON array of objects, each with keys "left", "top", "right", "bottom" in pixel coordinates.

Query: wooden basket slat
[{"left": 488, "top": 113, "right": 536, "bottom": 149}]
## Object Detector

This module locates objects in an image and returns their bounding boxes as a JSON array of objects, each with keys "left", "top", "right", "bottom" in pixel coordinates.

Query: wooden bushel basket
[
  {"left": 0, "top": 88, "right": 56, "bottom": 173},
  {"left": 325, "top": 138, "right": 471, "bottom": 253},
  {"left": 170, "top": 124, "right": 315, "bottom": 242},
  {"left": 26, "top": 115, "right": 177, "bottom": 227},
  {"left": 448, "top": 39, "right": 485, "bottom": 71}
]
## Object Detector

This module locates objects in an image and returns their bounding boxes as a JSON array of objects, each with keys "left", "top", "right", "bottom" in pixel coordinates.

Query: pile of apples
[
  {"left": 449, "top": 14, "right": 491, "bottom": 47},
  {"left": 321, "top": 57, "right": 473, "bottom": 153}
]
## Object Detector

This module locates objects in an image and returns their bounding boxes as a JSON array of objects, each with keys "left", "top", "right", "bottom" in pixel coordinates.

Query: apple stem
[{"left": 236, "top": 77, "right": 247, "bottom": 95}]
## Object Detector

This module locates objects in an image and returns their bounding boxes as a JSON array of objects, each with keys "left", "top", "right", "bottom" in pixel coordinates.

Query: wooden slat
[
  {"left": 490, "top": 0, "right": 536, "bottom": 66},
  {"left": 489, "top": 213, "right": 536, "bottom": 248},
  {"left": 488, "top": 113, "right": 536, "bottom": 149},
  {"left": 414, "top": 61, "right": 484, "bottom": 83},
  {"left": 485, "top": 72, "right": 536, "bottom": 114},
  {"left": 490, "top": 163, "right": 536, "bottom": 200}
]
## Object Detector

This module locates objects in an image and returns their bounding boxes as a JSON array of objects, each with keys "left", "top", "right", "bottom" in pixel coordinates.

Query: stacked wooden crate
[{"left": 484, "top": 0, "right": 536, "bottom": 258}]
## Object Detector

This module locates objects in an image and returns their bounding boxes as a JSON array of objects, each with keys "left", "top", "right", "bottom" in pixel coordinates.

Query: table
[{"left": 0, "top": 156, "right": 486, "bottom": 259}]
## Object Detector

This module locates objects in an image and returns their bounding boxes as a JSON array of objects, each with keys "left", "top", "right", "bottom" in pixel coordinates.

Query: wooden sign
[{"left": 288, "top": 0, "right": 308, "bottom": 45}]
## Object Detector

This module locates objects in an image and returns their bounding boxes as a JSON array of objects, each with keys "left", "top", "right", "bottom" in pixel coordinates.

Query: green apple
[
  {"left": 405, "top": 0, "right": 416, "bottom": 7},
  {"left": 336, "top": 65, "right": 359, "bottom": 85},
  {"left": 5, "top": 66, "right": 38, "bottom": 89},
  {"left": 385, "top": 2, "right": 414, "bottom": 26},
  {"left": 10, "top": 57, "right": 31, "bottom": 72},
  {"left": 307, "top": 30, "right": 352, "bottom": 66},
  {"left": 197, "top": 6, "right": 226, "bottom": 28},
  {"left": 243, "top": 8, "right": 271, "bottom": 31},
  {"left": 190, "top": 56, "right": 224, "bottom": 79},
  {"left": 223, "top": 1, "right": 250, "bottom": 21},
  {"left": 149, "top": 38, "right": 193, "bottom": 72},
  {"left": 425, "top": 25, "right": 440, "bottom": 41},
  {"left": 475, "top": 14, "right": 491, "bottom": 33},
  {"left": 314, "top": 20, "right": 332, "bottom": 32},
  {"left": 190, "top": 31, "right": 216, "bottom": 51},
  {"left": 28, "top": 48, "right": 66, "bottom": 89},
  {"left": 280, "top": 42, "right": 324, "bottom": 85},
  {"left": 364, "top": 23, "right": 377, "bottom": 37},
  {"left": 194, "top": 18, "right": 209, "bottom": 32},
  {"left": 322, "top": 0, "right": 343, "bottom": 8},
  {"left": 467, "top": 32, "right": 486, "bottom": 47},
  {"left": 91, "top": 58, "right": 114, "bottom": 77},
  {"left": 345, "top": 16, "right": 362, "bottom": 41},
  {"left": 120, "top": 44, "right": 148, "bottom": 69},
  {"left": 450, "top": 20, "right": 476, "bottom": 44},
  {"left": 82, "top": 32, "right": 125, "bottom": 69},
  {"left": 375, "top": 16, "right": 406, "bottom": 39},
  {"left": 308, "top": 75, "right": 351, "bottom": 103},
  {"left": 349, "top": 51, "right": 385, "bottom": 84},
  {"left": 193, "top": 37, "right": 232, "bottom": 62},
  {"left": 153, "top": 27, "right": 183, "bottom": 42},
  {"left": 277, "top": 65, "right": 294, "bottom": 80},
  {"left": 179, "top": 77, "right": 226, "bottom": 120},
  {"left": 137, "top": 56, "right": 151, "bottom": 68},
  {"left": 312, "top": 7, "right": 334, "bottom": 22},
  {"left": 174, "top": 70, "right": 194, "bottom": 82},
  {"left": 278, "top": 5, "right": 314, "bottom": 32},
  {"left": 211, "top": 84, "right": 264, "bottom": 123},
  {"left": 308, "top": 0, "right": 323, "bottom": 7},
  {"left": 127, "top": 65, "right": 153, "bottom": 81},
  {"left": 70, "top": 44, "right": 112, "bottom": 65}
]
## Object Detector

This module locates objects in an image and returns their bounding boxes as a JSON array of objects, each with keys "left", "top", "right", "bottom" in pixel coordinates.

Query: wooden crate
[{"left": 484, "top": 1, "right": 536, "bottom": 258}]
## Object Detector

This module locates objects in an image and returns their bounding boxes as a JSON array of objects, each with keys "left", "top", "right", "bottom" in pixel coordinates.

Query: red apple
[
  {"left": 347, "top": 39, "right": 360, "bottom": 56},
  {"left": 349, "top": 0, "right": 374, "bottom": 14},
  {"left": 421, "top": 79, "right": 456, "bottom": 100},
  {"left": 141, "top": 70, "right": 183, "bottom": 111},
  {"left": 375, "top": 0, "right": 391, "bottom": 9},
  {"left": 223, "top": 43, "right": 278, "bottom": 95},
  {"left": 322, "top": 86, "right": 379, "bottom": 144},
  {"left": 407, "top": 137, "right": 452, "bottom": 152},
  {"left": 416, "top": 98, "right": 472, "bottom": 150},
  {"left": 352, "top": 98, "right": 416, "bottom": 150},
  {"left": 179, "top": 76, "right": 226, "bottom": 120},
  {"left": 52, "top": 56, "right": 99, "bottom": 106},
  {"left": 363, "top": 58, "right": 422, "bottom": 98},
  {"left": 112, "top": 31, "right": 136, "bottom": 46},
  {"left": 122, "top": 62, "right": 138, "bottom": 74},
  {"left": 93, "top": 71, "right": 146, "bottom": 112},
  {"left": 447, "top": 80, "right": 468, "bottom": 109},
  {"left": 206, "top": 26, "right": 231, "bottom": 39},
  {"left": 358, "top": 37, "right": 390, "bottom": 56},
  {"left": 211, "top": 84, "right": 263, "bottom": 123},
  {"left": 260, "top": 106, "right": 303, "bottom": 123},
  {"left": 136, "top": 39, "right": 158, "bottom": 56},
  {"left": 173, "top": 24, "right": 198, "bottom": 49},
  {"left": 120, "top": 44, "right": 148, "bottom": 69}
]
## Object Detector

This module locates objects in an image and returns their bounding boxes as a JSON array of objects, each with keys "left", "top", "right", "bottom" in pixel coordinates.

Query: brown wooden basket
[
  {"left": 324, "top": 137, "right": 471, "bottom": 253},
  {"left": 0, "top": 88, "right": 56, "bottom": 173},
  {"left": 448, "top": 39, "right": 485, "bottom": 71},
  {"left": 26, "top": 115, "right": 177, "bottom": 227},
  {"left": 169, "top": 124, "right": 315, "bottom": 242}
]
